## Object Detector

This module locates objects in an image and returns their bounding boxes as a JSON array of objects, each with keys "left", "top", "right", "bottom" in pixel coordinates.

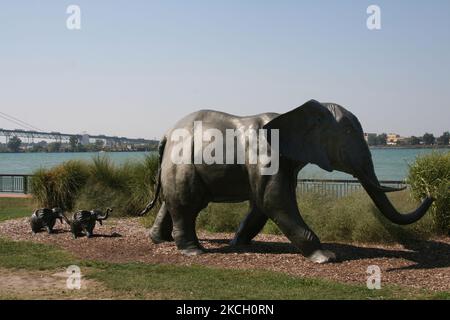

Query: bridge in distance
[{"left": 0, "top": 128, "right": 157, "bottom": 146}]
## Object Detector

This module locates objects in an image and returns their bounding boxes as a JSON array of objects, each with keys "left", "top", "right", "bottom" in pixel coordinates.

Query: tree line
[
  {"left": 0, "top": 136, "right": 158, "bottom": 153},
  {"left": 367, "top": 132, "right": 450, "bottom": 146},
  {"left": 2, "top": 131, "right": 448, "bottom": 152}
]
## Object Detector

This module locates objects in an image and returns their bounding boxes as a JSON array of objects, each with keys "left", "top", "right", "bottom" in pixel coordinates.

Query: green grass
[
  {"left": 299, "top": 190, "right": 436, "bottom": 243},
  {"left": 0, "top": 237, "right": 448, "bottom": 300},
  {"left": 87, "top": 262, "right": 413, "bottom": 300},
  {"left": 0, "top": 198, "right": 34, "bottom": 222},
  {"left": 0, "top": 238, "right": 77, "bottom": 270}
]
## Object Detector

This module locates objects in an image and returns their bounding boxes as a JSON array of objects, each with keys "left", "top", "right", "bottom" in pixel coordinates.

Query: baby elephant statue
[
  {"left": 30, "top": 208, "right": 69, "bottom": 234},
  {"left": 70, "top": 208, "right": 112, "bottom": 239}
]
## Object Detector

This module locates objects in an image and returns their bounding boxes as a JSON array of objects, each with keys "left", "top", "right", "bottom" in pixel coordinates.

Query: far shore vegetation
[
  {"left": 366, "top": 131, "right": 449, "bottom": 147},
  {"left": 0, "top": 135, "right": 158, "bottom": 153},
  {"left": 0, "top": 131, "right": 449, "bottom": 153}
]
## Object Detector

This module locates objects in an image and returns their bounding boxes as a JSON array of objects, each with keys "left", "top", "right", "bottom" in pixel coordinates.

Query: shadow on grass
[{"left": 202, "top": 237, "right": 450, "bottom": 271}]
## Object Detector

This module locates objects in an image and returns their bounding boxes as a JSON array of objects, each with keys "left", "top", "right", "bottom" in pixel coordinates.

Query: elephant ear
[{"left": 263, "top": 99, "right": 333, "bottom": 172}]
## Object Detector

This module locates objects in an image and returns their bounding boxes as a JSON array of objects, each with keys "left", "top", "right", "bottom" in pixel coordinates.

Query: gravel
[{"left": 1, "top": 217, "right": 449, "bottom": 292}]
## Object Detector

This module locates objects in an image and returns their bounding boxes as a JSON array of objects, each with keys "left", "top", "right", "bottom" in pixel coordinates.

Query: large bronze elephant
[{"left": 140, "top": 100, "right": 433, "bottom": 263}]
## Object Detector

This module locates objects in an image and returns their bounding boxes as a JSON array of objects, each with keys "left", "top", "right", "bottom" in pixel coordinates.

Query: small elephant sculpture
[
  {"left": 70, "top": 208, "right": 112, "bottom": 238},
  {"left": 30, "top": 208, "right": 69, "bottom": 234}
]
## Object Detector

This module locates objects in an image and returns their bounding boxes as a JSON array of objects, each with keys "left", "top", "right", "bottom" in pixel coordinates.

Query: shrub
[
  {"left": 30, "top": 160, "right": 89, "bottom": 211},
  {"left": 31, "top": 155, "right": 158, "bottom": 216},
  {"left": 75, "top": 154, "right": 159, "bottom": 216},
  {"left": 407, "top": 151, "right": 450, "bottom": 233}
]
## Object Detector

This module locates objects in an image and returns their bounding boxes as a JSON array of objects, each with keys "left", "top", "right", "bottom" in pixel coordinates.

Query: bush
[
  {"left": 30, "top": 160, "right": 89, "bottom": 211},
  {"left": 407, "top": 151, "right": 450, "bottom": 233},
  {"left": 76, "top": 155, "right": 159, "bottom": 216},
  {"left": 31, "top": 155, "right": 159, "bottom": 216}
]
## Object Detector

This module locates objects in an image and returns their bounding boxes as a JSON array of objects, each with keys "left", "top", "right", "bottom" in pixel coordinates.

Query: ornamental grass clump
[
  {"left": 30, "top": 160, "right": 89, "bottom": 211},
  {"left": 75, "top": 154, "right": 159, "bottom": 216},
  {"left": 407, "top": 151, "right": 450, "bottom": 234}
]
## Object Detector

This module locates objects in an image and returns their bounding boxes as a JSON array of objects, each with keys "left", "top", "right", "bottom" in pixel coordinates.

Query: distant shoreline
[
  {"left": 0, "top": 150, "right": 156, "bottom": 154},
  {"left": 0, "top": 146, "right": 448, "bottom": 154}
]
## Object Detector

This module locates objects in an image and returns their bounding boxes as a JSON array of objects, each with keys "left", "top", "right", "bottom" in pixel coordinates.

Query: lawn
[
  {"left": 0, "top": 237, "right": 447, "bottom": 300},
  {"left": 0, "top": 197, "right": 34, "bottom": 222},
  {"left": 0, "top": 238, "right": 77, "bottom": 270}
]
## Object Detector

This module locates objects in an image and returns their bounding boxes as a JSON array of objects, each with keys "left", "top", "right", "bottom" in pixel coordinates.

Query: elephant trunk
[
  {"left": 97, "top": 208, "right": 112, "bottom": 221},
  {"left": 61, "top": 212, "right": 72, "bottom": 225},
  {"left": 357, "top": 168, "right": 434, "bottom": 225}
]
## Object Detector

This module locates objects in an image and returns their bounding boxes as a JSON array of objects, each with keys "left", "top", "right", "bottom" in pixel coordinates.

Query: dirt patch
[
  {"left": 0, "top": 267, "right": 127, "bottom": 299},
  {"left": 1, "top": 217, "right": 450, "bottom": 292}
]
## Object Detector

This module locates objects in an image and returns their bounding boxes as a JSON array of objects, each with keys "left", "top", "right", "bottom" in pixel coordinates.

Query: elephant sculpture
[
  {"left": 70, "top": 208, "right": 112, "bottom": 239},
  {"left": 30, "top": 208, "right": 69, "bottom": 234},
  {"left": 140, "top": 100, "right": 433, "bottom": 263}
]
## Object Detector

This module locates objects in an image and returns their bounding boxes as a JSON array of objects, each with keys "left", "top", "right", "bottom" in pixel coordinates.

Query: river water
[{"left": 0, "top": 148, "right": 448, "bottom": 181}]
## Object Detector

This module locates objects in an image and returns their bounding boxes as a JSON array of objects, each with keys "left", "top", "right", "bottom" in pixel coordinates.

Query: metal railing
[
  {"left": 0, "top": 174, "right": 407, "bottom": 198},
  {"left": 297, "top": 179, "right": 407, "bottom": 198},
  {"left": 0, "top": 174, "right": 32, "bottom": 194}
]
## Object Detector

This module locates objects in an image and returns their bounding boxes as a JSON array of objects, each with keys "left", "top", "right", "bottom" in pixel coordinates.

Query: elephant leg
[
  {"left": 263, "top": 206, "right": 335, "bottom": 263},
  {"left": 149, "top": 202, "right": 174, "bottom": 244},
  {"left": 258, "top": 169, "right": 336, "bottom": 263},
  {"left": 168, "top": 203, "right": 204, "bottom": 256},
  {"left": 230, "top": 203, "right": 268, "bottom": 246},
  {"left": 82, "top": 226, "right": 91, "bottom": 238},
  {"left": 71, "top": 223, "right": 79, "bottom": 239}
]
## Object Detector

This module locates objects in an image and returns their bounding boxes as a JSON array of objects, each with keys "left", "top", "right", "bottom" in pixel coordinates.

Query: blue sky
[{"left": 0, "top": 0, "right": 449, "bottom": 139}]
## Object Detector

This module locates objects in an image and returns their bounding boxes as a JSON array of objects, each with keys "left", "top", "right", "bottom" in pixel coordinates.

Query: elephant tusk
[
  {"left": 377, "top": 185, "right": 407, "bottom": 193},
  {"left": 356, "top": 171, "right": 406, "bottom": 193}
]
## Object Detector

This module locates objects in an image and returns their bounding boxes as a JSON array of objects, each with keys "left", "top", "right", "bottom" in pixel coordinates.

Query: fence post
[{"left": 23, "top": 175, "right": 28, "bottom": 194}]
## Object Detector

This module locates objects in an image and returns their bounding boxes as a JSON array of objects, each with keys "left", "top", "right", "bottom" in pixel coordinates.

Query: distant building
[
  {"left": 387, "top": 133, "right": 399, "bottom": 145},
  {"left": 387, "top": 133, "right": 408, "bottom": 145}
]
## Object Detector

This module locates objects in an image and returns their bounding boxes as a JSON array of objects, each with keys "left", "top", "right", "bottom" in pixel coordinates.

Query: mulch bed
[{"left": 1, "top": 217, "right": 449, "bottom": 292}]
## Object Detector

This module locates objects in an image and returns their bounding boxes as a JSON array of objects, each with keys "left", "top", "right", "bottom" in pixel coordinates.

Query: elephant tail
[{"left": 138, "top": 136, "right": 166, "bottom": 216}]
